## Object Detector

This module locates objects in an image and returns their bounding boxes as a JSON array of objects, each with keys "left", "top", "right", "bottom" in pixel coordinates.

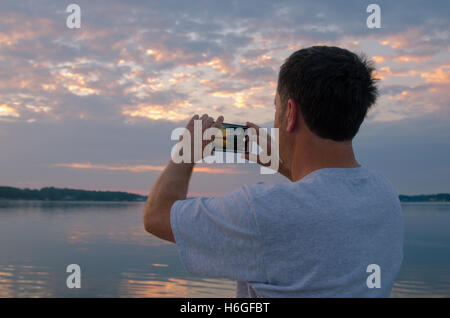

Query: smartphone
[{"left": 213, "top": 122, "right": 249, "bottom": 154}]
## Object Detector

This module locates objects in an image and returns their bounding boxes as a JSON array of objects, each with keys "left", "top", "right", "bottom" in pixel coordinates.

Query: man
[{"left": 143, "top": 46, "right": 404, "bottom": 297}]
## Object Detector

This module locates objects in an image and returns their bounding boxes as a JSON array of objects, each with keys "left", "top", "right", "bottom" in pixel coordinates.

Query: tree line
[
  {"left": 0, "top": 186, "right": 146, "bottom": 201},
  {"left": 0, "top": 186, "right": 448, "bottom": 202}
]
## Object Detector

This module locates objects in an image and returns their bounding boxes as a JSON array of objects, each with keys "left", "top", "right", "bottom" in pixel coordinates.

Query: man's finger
[
  {"left": 187, "top": 114, "right": 200, "bottom": 127},
  {"left": 205, "top": 116, "right": 214, "bottom": 125},
  {"left": 247, "top": 134, "right": 258, "bottom": 144},
  {"left": 246, "top": 121, "right": 260, "bottom": 129},
  {"left": 246, "top": 121, "right": 260, "bottom": 137},
  {"left": 213, "top": 115, "right": 224, "bottom": 128}
]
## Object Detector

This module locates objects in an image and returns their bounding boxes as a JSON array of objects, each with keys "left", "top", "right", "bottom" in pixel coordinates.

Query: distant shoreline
[
  {"left": 399, "top": 194, "right": 450, "bottom": 202},
  {"left": 0, "top": 186, "right": 146, "bottom": 202},
  {"left": 0, "top": 186, "right": 449, "bottom": 202}
]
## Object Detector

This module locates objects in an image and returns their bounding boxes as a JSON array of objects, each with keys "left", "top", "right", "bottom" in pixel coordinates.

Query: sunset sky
[{"left": 0, "top": 0, "right": 449, "bottom": 195}]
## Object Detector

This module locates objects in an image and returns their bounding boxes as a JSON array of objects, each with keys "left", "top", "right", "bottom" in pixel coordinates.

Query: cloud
[
  {"left": 0, "top": 0, "right": 449, "bottom": 194},
  {"left": 0, "top": 104, "right": 20, "bottom": 118},
  {"left": 52, "top": 162, "right": 248, "bottom": 175},
  {"left": 1, "top": 0, "right": 447, "bottom": 125},
  {"left": 420, "top": 64, "right": 450, "bottom": 84},
  {"left": 122, "top": 105, "right": 190, "bottom": 122}
]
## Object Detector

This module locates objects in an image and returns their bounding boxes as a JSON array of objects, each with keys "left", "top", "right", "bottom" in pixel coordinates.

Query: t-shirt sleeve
[{"left": 170, "top": 186, "right": 266, "bottom": 282}]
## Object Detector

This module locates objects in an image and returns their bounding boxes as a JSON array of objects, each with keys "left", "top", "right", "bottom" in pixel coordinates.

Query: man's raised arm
[{"left": 142, "top": 114, "right": 223, "bottom": 242}]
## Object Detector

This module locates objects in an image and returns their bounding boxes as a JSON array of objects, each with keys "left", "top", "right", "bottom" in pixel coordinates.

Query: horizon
[{"left": 1, "top": 185, "right": 450, "bottom": 198}]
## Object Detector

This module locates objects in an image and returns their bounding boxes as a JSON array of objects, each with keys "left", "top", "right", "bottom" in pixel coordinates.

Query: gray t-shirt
[{"left": 170, "top": 167, "right": 404, "bottom": 297}]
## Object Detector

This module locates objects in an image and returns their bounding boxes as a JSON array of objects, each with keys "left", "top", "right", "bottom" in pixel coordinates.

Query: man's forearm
[
  {"left": 143, "top": 160, "right": 195, "bottom": 242},
  {"left": 143, "top": 113, "right": 223, "bottom": 242},
  {"left": 150, "top": 160, "right": 194, "bottom": 202}
]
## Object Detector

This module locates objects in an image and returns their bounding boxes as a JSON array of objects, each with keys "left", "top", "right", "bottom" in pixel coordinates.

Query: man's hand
[
  {"left": 180, "top": 114, "right": 224, "bottom": 163},
  {"left": 242, "top": 121, "right": 292, "bottom": 180}
]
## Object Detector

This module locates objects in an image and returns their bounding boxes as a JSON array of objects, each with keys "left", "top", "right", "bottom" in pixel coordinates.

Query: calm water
[{"left": 0, "top": 200, "right": 449, "bottom": 297}]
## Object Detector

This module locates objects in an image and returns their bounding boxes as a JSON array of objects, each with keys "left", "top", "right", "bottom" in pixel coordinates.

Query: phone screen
[{"left": 213, "top": 123, "right": 249, "bottom": 153}]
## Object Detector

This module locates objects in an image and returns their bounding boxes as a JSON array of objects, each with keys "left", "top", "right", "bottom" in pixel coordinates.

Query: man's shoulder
[
  {"left": 242, "top": 181, "right": 296, "bottom": 197},
  {"left": 238, "top": 180, "right": 312, "bottom": 206},
  {"left": 238, "top": 167, "right": 400, "bottom": 205}
]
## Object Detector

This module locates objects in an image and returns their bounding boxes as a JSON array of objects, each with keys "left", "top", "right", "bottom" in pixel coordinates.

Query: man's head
[{"left": 274, "top": 46, "right": 378, "bottom": 166}]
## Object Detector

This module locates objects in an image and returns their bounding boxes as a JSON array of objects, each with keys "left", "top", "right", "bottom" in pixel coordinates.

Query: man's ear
[{"left": 286, "top": 99, "right": 298, "bottom": 132}]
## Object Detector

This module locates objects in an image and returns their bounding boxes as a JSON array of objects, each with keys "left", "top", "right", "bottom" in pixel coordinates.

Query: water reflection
[
  {"left": 0, "top": 200, "right": 449, "bottom": 297},
  {"left": 0, "top": 264, "right": 53, "bottom": 297},
  {"left": 392, "top": 266, "right": 450, "bottom": 297},
  {"left": 119, "top": 272, "right": 235, "bottom": 297}
]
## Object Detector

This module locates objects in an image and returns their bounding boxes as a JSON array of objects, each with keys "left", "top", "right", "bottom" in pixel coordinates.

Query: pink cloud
[{"left": 52, "top": 162, "right": 247, "bottom": 175}]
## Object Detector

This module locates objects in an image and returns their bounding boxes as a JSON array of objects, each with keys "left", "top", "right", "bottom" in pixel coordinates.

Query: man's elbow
[
  {"left": 142, "top": 201, "right": 175, "bottom": 243},
  {"left": 143, "top": 206, "right": 157, "bottom": 234},
  {"left": 143, "top": 206, "right": 167, "bottom": 236},
  {"left": 142, "top": 201, "right": 155, "bottom": 234},
  {"left": 143, "top": 215, "right": 153, "bottom": 234}
]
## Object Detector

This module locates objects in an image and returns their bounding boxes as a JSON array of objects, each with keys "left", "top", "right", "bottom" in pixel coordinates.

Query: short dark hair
[{"left": 277, "top": 46, "right": 378, "bottom": 141}]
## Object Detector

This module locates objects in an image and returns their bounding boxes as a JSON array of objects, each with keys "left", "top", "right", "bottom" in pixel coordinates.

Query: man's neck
[{"left": 290, "top": 136, "right": 360, "bottom": 182}]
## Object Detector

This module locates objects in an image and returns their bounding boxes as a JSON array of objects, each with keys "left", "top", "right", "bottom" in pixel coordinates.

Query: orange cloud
[
  {"left": 146, "top": 49, "right": 164, "bottom": 61},
  {"left": 0, "top": 104, "right": 20, "bottom": 118},
  {"left": 372, "top": 56, "right": 387, "bottom": 64},
  {"left": 372, "top": 54, "right": 429, "bottom": 64},
  {"left": 393, "top": 55, "right": 431, "bottom": 63},
  {"left": 420, "top": 65, "right": 450, "bottom": 84},
  {"left": 240, "top": 54, "right": 274, "bottom": 67},
  {"left": 53, "top": 162, "right": 165, "bottom": 172},
  {"left": 167, "top": 72, "right": 197, "bottom": 86},
  {"left": 41, "top": 84, "right": 57, "bottom": 91},
  {"left": 375, "top": 66, "right": 418, "bottom": 80},
  {"left": 25, "top": 105, "right": 51, "bottom": 113},
  {"left": 194, "top": 166, "right": 246, "bottom": 174},
  {"left": 52, "top": 162, "right": 245, "bottom": 174},
  {"left": 66, "top": 85, "right": 99, "bottom": 96},
  {"left": 122, "top": 104, "right": 189, "bottom": 121},
  {"left": 51, "top": 68, "right": 100, "bottom": 96},
  {"left": 0, "top": 28, "right": 37, "bottom": 47},
  {"left": 379, "top": 29, "right": 423, "bottom": 50},
  {"left": 194, "top": 57, "right": 231, "bottom": 74},
  {"left": 208, "top": 85, "right": 266, "bottom": 109}
]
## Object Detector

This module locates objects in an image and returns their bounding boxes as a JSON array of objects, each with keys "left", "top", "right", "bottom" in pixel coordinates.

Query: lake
[{"left": 0, "top": 200, "right": 449, "bottom": 297}]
